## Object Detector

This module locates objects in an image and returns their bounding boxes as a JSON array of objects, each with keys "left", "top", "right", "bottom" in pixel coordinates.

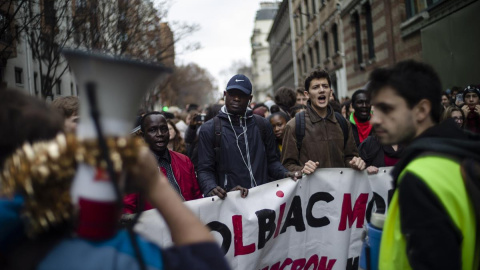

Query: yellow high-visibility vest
[{"left": 379, "top": 155, "right": 478, "bottom": 270}]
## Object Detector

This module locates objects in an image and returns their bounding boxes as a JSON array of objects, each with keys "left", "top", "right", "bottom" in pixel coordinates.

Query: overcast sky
[{"left": 165, "top": 0, "right": 274, "bottom": 97}]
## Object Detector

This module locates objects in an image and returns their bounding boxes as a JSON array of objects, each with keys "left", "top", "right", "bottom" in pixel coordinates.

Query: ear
[
  {"left": 414, "top": 99, "right": 432, "bottom": 123},
  {"left": 304, "top": 90, "right": 310, "bottom": 99}
]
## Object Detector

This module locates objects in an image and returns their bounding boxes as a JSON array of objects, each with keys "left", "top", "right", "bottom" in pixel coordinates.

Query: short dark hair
[
  {"left": 367, "top": 60, "right": 442, "bottom": 123},
  {"left": 304, "top": 69, "right": 331, "bottom": 92},
  {"left": 205, "top": 103, "right": 223, "bottom": 122},
  {"left": 289, "top": 104, "right": 307, "bottom": 118},
  {"left": 296, "top": 87, "right": 306, "bottom": 96},
  {"left": 269, "top": 111, "right": 289, "bottom": 122},
  {"left": 140, "top": 111, "right": 164, "bottom": 132},
  {"left": 274, "top": 87, "right": 296, "bottom": 111},
  {"left": 351, "top": 89, "right": 368, "bottom": 104}
]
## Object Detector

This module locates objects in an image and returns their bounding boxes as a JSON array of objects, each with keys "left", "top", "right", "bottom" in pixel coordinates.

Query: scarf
[{"left": 353, "top": 114, "right": 373, "bottom": 143}]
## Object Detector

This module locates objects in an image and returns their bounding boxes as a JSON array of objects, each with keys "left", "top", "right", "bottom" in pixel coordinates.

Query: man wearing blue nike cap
[{"left": 197, "top": 74, "right": 300, "bottom": 199}]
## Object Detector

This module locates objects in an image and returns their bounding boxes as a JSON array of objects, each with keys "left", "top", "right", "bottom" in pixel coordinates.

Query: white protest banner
[{"left": 135, "top": 167, "right": 393, "bottom": 270}]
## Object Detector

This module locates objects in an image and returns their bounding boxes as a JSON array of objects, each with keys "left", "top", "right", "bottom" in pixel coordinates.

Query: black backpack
[
  {"left": 212, "top": 115, "right": 267, "bottom": 186},
  {"left": 295, "top": 110, "right": 349, "bottom": 156}
]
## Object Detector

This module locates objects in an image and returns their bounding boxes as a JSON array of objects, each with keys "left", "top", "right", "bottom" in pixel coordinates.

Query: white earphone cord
[{"left": 225, "top": 108, "right": 258, "bottom": 188}]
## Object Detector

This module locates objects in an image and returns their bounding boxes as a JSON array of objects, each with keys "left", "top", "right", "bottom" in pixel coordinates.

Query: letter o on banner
[{"left": 207, "top": 221, "right": 232, "bottom": 254}]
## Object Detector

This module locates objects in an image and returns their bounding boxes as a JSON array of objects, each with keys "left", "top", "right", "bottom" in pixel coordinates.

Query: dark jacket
[
  {"left": 197, "top": 107, "right": 287, "bottom": 196},
  {"left": 358, "top": 136, "right": 404, "bottom": 167},
  {"left": 185, "top": 125, "right": 199, "bottom": 169},
  {"left": 123, "top": 150, "right": 202, "bottom": 213},
  {"left": 281, "top": 103, "right": 358, "bottom": 171}
]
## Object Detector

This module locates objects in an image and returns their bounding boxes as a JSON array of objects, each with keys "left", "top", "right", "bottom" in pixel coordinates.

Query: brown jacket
[{"left": 281, "top": 104, "right": 358, "bottom": 171}]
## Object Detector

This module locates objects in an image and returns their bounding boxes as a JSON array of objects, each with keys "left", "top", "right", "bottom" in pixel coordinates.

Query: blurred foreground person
[
  {"left": 0, "top": 88, "right": 229, "bottom": 270},
  {"left": 368, "top": 61, "right": 480, "bottom": 270}
]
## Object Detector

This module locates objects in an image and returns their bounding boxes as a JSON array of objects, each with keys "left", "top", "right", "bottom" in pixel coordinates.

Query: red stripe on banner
[{"left": 274, "top": 203, "right": 286, "bottom": 238}]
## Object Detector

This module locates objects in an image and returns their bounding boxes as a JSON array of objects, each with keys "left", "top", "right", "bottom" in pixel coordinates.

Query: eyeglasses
[{"left": 452, "top": 117, "right": 464, "bottom": 122}]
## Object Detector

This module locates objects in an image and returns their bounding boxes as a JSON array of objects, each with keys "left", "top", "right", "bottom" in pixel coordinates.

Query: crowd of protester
[{"left": 1, "top": 59, "right": 479, "bottom": 269}]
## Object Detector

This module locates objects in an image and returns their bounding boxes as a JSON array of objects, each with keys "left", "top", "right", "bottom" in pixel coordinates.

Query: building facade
[
  {"left": 341, "top": 0, "right": 479, "bottom": 95},
  {"left": 2, "top": 1, "right": 76, "bottom": 99},
  {"left": 2, "top": 0, "right": 177, "bottom": 100},
  {"left": 267, "top": 0, "right": 479, "bottom": 99},
  {"left": 251, "top": 2, "right": 279, "bottom": 102},
  {"left": 291, "top": 0, "right": 349, "bottom": 99},
  {"left": 268, "top": 0, "right": 296, "bottom": 93}
]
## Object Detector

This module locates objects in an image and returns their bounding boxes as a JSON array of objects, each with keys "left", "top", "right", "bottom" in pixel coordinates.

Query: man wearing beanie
[{"left": 462, "top": 85, "right": 480, "bottom": 133}]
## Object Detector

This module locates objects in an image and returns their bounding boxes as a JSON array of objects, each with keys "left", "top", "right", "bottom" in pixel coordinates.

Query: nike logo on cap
[{"left": 235, "top": 79, "right": 244, "bottom": 82}]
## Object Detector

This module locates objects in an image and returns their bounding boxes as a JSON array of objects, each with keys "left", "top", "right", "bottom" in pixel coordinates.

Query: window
[
  {"left": 41, "top": 75, "right": 53, "bottom": 97},
  {"left": 323, "top": 32, "right": 329, "bottom": 58},
  {"left": 14, "top": 68, "right": 23, "bottom": 84},
  {"left": 304, "top": 0, "right": 310, "bottom": 18},
  {"left": 332, "top": 24, "right": 339, "bottom": 54},
  {"left": 353, "top": 13, "right": 363, "bottom": 65},
  {"left": 298, "top": 8, "right": 304, "bottom": 31},
  {"left": 364, "top": 3, "right": 375, "bottom": 59},
  {"left": 315, "top": 41, "right": 321, "bottom": 64},
  {"left": 34, "top": 72, "right": 38, "bottom": 94},
  {"left": 43, "top": 0, "right": 56, "bottom": 29},
  {"left": 405, "top": 0, "right": 443, "bottom": 18},
  {"left": 298, "top": 59, "right": 302, "bottom": 75},
  {"left": 76, "top": 0, "right": 87, "bottom": 8},
  {"left": 56, "top": 79, "right": 61, "bottom": 95},
  {"left": 309, "top": 47, "right": 314, "bottom": 68},
  {"left": 302, "top": 54, "right": 307, "bottom": 73},
  {"left": 0, "top": 12, "right": 11, "bottom": 43},
  {"left": 311, "top": 0, "right": 316, "bottom": 14}
]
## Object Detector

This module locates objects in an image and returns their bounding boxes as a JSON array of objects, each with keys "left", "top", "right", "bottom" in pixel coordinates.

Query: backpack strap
[
  {"left": 213, "top": 116, "right": 223, "bottom": 187},
  {"left": 252, "top": 114, "right": 267, "bottom": 145},
  {"left": 334, "top": 111, "right": 348, "bottom": 149},
  {"left": 295, "top": 111, "right": 306, "bottom": 157},
  {"left": 295, "top": 110, "right": 348, "bottom": 154}
]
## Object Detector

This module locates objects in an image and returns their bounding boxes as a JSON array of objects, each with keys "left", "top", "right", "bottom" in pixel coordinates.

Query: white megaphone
[{"left": 63, "top": 49, "right": 171, "bottom": 240}]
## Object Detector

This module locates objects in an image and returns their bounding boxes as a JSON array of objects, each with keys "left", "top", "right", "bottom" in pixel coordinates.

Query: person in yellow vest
[{"left": 367, "top": 60, "right": 480, "bottom": 270}]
